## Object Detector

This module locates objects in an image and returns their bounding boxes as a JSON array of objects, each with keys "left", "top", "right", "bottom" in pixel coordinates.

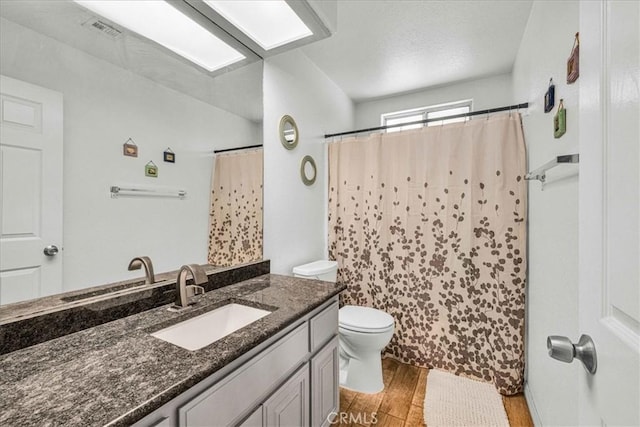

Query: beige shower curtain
[
  {"left": 208, "top": 148, "right": 263, "bottom": 267},
  {"left": 328, "top": 114, "right": 527, "bottom": 395}
]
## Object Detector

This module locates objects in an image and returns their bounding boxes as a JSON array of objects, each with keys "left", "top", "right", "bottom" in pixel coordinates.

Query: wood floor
[{"left": 337, "top": 358, "right": 534, "bottom": 427}]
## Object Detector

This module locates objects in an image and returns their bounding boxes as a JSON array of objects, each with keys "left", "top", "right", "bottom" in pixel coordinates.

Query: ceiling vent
[{"left": 82, "top": 18, "right": 123, "bottom": 39}]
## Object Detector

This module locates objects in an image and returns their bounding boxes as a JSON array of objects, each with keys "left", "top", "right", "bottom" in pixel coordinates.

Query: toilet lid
[
  {"left": 339, "top": 305, "right": 394, "bottom": 333},
  {"left": 292, "top": 260, "right": 338, "bottom": 277}
]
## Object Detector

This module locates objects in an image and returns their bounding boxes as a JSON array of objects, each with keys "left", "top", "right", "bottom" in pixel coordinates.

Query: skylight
[
  {"left": 203, "top": 0, "right": 313, "bottom": 50},
  {"left": 74, "top": 1, "right": 245, "bottom": 72}
]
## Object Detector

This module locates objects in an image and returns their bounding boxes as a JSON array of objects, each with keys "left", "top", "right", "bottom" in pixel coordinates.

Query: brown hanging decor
[
  {"left": 123, "top": 138, "right": 138, "bottom": 157},
  {"left": 567, "top": 32, "right": 579, "bottom": 84}
]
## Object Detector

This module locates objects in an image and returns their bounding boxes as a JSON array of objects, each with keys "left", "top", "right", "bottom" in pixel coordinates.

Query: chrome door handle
[
  {"left": 43, "top": 245, "right": 59, "bottom": 256},
  {"left": 547, "top": 334, "right": 597, "bottom": 374}
]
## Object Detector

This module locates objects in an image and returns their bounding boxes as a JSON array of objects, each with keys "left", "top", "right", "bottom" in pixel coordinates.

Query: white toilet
[
  {"left": 338, "top": 305, "right": 394, "bottom": 393},
  {"left": 292, "top": 260, "right": 395, "bottom": 394}
]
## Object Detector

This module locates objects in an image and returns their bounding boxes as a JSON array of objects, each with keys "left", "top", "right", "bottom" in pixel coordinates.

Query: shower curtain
[
  {"left": 328, "top": 114, "right": 527, "bottom": 394},
  {"left": 208, "top": 148, "right": 263, "bottom": 267}
]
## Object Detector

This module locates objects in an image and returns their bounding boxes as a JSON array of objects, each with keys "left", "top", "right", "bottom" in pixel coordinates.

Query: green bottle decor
[{"left": 554, "top": 99, "right": 566, "bottom": 139}]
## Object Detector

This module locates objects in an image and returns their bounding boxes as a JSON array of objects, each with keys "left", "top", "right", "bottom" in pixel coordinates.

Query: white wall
[
  {"left": 354, "top": 73, "right": 513, "bottom": 128},
  {"left": 263, "top": 50, "right": 354, "bottom": 275},
  {"left": 1, "top": 18, "right": 261, "bottom": 291},
  {"left": 511, "top": 2, "right": 580, "bottom": 425}
]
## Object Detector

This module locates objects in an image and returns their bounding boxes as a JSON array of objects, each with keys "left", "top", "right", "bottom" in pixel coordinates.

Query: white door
[
  {"left": 0, "top": 75, "right": 63, "bottom": 304},
  {"left": 578, "top": 1, "right": 640, "bottom": 425}
]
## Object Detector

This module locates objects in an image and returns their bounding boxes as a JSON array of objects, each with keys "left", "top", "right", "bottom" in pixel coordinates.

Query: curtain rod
[
  {"left": 213, "top": 144, "right": 263, "bottom": 154},
  {"left": 324, "top": 102, "right": 529, "bottom": 138}
]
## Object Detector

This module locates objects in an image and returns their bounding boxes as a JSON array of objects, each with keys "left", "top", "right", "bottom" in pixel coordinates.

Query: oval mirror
[
  {"left": 300, "top": 155, "right": 317, "bottom": 186},
  {"left": 279, "top": 115, "right": 299, "bottom": 150}
]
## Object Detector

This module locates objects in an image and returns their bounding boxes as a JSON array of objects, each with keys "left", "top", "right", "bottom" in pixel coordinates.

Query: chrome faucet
[
  {"left": 128, "top": 256, "right": 155, "bottom": 285},
  {"left": 173, "top": 264, "right": 207, "bottom": 310}
]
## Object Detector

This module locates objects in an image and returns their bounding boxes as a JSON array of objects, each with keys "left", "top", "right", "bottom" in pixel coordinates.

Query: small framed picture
[
  {"left": 123, "top": 138, "right": 138, "bottom": 157},
  {"left": 567, "top": 33, "right": 579, "bottom": 84},
  {"left": 163, "top": 148, "right": 175, "bottom": 163},
  {"left": 544, "top": 79, "right": 555, "bottom": 113},
  {"left": 554, "top": 100, "right": 566, "bottom": 139},
  {"left": 145, "top": 161, "right": 158, "bottom": 178}
]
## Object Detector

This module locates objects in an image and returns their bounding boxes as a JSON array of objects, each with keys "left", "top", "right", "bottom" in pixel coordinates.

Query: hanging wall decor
[
  {"left": 163, "top": 147, "right": 175, "bottom": 163},
  {"left": 567, "top": 32, "right": 579, "bottom": 84},
  {"left": 300, "top": 155, "right": 317, "bottom": 185},
  {"left": 145, "top": 160, "right": 158, "bottom": 177},
  {"left": 554, "top": 99, "right": 566, "bottom": 138},
  {"left": 544, "top": 78, "right": 555, "bottom": 113},
  {"left": 123, "top": 138, "right": 138, "bottom": 157},
  {"left": 279, "top": 115, "right": 299, "bottom": 150}
]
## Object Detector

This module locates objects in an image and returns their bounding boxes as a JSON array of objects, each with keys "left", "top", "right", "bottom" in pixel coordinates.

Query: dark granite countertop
[
  {"left": 0, "top": 262, "right": 262, "bottom": 323},
  {"left": 0, "top": 261, "right": 270, "bottom": 355},
  {"left": 0, "top": 274, "right": 345, "bottom": 427}
]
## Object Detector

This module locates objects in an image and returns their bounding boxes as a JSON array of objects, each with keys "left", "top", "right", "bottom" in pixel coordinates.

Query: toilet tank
[{"left": 292, "top": 260, "right": 338, "bottom": 282}]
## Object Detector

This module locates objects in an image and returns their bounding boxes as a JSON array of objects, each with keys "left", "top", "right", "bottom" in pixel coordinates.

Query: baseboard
[{"left": 524, "top": 382, "right": 543, "bottom": 427}]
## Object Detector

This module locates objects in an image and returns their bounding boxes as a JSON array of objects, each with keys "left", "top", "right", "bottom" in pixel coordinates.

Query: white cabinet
[
  {"left": 264, "top": 365, "right": 309, "bottom": 427},
  {"left": 134, "top": 297, "right": 339, "bottom": 427},
  {"left": 311, "top": 337, "right": 339, "bottom": 427}
]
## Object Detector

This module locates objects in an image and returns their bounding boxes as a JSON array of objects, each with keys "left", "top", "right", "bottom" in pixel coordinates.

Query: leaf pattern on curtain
[
  {"left": 208, "top": 148, "right": 263, "bottom": 267},
  {"left": 328, "top": 114, "right": 527, "bottom": 395}
]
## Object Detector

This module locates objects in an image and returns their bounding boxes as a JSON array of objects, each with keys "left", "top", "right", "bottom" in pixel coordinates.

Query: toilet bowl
[
  {"left": 291, "top": 260, "right": 395, "bottom": 394},
  {"left": 338, "top": 305, "right": 395, "bottom": 394}
]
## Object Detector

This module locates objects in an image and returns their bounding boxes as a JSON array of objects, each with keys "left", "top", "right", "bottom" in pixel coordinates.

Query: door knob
[
  {"left": 547, "top": 334, "right": 597, "bottom": 374},
  {"left": 43, "top": 245, "right": 59, "bottom": 256}
]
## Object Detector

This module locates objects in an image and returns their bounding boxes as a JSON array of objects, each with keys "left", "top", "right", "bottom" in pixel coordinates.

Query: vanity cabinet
[{"left": 134, "top": 297, "right": 339, "bottom": 427}]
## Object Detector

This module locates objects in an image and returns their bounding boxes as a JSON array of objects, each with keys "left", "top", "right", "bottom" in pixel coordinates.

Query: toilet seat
[{"left": 339, "top": 305, "right": 394, "bottom": 334}]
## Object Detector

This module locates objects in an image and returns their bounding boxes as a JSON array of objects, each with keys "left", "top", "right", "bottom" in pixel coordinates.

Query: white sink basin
[{"left": 151, "top": 303, "right": 271, "bottom": 351}]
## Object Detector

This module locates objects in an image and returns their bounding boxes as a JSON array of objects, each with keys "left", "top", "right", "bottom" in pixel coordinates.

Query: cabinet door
[
  {"left": 311, "top": 337, "right": 339, "bottom": 427},
  {"left": 264, "top": 365, "right": 309, "bottom": 427}
]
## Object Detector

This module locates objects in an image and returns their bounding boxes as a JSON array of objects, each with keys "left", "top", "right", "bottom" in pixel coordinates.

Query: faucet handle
[
  {"left": 186, "top": 285, "right": 205, "bottom": 298},
  {"left": 173, "top": 264, "right": 208, "bottom": 310}
]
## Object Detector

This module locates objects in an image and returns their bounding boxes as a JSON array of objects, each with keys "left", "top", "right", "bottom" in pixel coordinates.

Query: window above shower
[{"left": 381, "top": 99, "right": 472, "bottom": 132}]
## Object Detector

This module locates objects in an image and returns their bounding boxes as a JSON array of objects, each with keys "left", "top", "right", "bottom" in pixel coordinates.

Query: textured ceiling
[{"left": 302, "top": 0, "right": 533, "bottom": 102}]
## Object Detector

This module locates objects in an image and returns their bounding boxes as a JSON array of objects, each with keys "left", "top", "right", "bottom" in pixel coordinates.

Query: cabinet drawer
[
  {"left": 309, "top": 301, "right": 338, "bottom": 352},
  {"left": 179, "top": 322, "right": 308, "bottom": 427}
]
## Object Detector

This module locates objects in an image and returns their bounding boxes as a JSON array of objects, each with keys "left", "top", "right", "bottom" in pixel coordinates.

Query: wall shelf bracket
[{"left": 525, "top": 154, "right": 579, "bottom": 188}]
